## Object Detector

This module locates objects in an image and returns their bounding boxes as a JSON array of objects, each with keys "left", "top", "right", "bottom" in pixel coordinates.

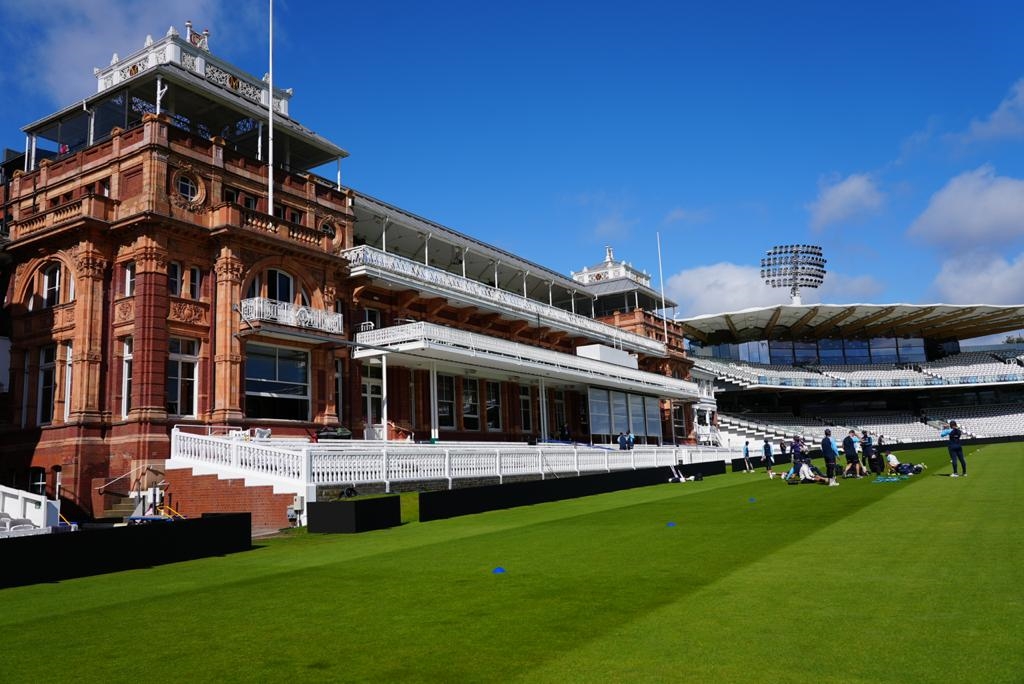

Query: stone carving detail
[
  {"left": 75, "top": 253, "right": 108, "bottom": 279},
  {"left": 169, "top": 301, "right": 208, "bottom": 325},
  {"left": 115, "top": 300, "right": 135, "bottom": 323},
  {"left": 215, "top": 257, "right": 244, "bottom": 282},
  {"left": 136, "top": 245, "right": 168, "bottom": 272}
]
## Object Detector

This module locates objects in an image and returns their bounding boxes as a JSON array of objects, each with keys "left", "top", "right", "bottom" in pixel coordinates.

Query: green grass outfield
[{"left": 2, "top": 444, "right": 1021, "bottom": 683}]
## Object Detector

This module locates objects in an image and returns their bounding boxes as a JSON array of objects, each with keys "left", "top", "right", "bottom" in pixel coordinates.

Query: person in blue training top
[
  {"left": 821, "top": 429, "right": 840, "bottom": 487},
  {"left": 617, "top": 432, "right": 628, "bottom": 450},
  {"left": 742, "top": 441, "right": 753, "bottom": 472},
  {"left": 762, "top": 437, "right": 776, "bottom": 478},
  {"left": 627, "top": 431, "right": 635, "bottom": 450},
  {"left": 941, "top": 420, "right": 966, "bottom": 477}
]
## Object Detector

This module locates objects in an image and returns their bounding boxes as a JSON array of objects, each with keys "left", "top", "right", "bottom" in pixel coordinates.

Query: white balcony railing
[
  {"left": 342, "top": 245, "right": 666, "bottom": 356},
  {"left": 355, "top": 322, "right": 699, "bottom": 399},
  {"left": 169, "top": 427, "right": 738, "bottom": 500},
  {"left": 240, "top": 297, "right": 344, "bottom": 335}
]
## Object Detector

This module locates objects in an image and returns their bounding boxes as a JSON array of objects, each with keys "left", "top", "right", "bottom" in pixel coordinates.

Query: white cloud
[
  {"left": 931, "top": 250, "right": 1024, "bottom": 304},
  {"left": 806, "top": 173, "right": 884, "bottom": 230},
  {"left": 665, "top": 262, "right": 884, "bottom": 317},
  {"left": 959, "top": 79, "right": 1024, "bottom": 143},
  {"left": 593, "top": 210, "right": 636, "bottom": 240},
  {"left": 663, "top": 207, "right": 711, "bottom": 225},
  {"left": 0, "top": 1, "right": 259, "bottom": 105},
  {"left": 908, "top": 166, "right": 1024, "bottom": 247}
]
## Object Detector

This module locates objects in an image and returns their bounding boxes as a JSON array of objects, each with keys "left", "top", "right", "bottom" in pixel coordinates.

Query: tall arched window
[
  {"left": 246, "top": 268, "right": 309, "bottom": 305},
  {"left": 42, "top": 264, "right": 61, "bottom": 308}
]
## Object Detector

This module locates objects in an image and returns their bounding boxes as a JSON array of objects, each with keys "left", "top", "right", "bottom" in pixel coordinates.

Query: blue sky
[{"left": 2, "top": 1, "right": 1023, "bottom": 330}]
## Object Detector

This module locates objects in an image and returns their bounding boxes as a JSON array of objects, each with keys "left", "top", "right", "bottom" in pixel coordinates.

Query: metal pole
[
  {"left": 267, "top": 0, "right": 275, "bottom": 219},
  {"left": 657, "top": 231, "right": 669, "bottom": 343},
  {"left": 381, "top": 354, "right": 389, "bottom": 442}
]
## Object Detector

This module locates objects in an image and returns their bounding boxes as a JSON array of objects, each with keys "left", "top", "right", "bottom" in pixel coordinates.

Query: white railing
[
  {"left": 0, "top": 484, "right": 60, "bottom": 529},
  {"left": 342, "top": 245, "right": 666, "bottom": 356},
  {"left": 355, "top": 322, "right": 699, "bottom": 398},
  {"left": 170, "top": 428, "right": 735, "bottom": 498},
  {"left": 240, "top": 297, "right": 344, "bottom": 334}
]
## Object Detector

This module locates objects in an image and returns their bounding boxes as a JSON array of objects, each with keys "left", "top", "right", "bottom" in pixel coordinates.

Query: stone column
[
  {"left": 211, "top": 247, "right": 244, "bottom": 423},
  {"left": 70, "top": 248, "right": 108, "bottom": 424},
  {"left": 130, "top": 238, "right": 170, "bottom": 422}
]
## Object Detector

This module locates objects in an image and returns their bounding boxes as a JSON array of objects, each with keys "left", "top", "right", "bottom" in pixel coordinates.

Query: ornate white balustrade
[
  {"left": 169, "top": 427, "right": 737, "bottom": 499},
  {"left": 240, "top": 297, "right": 344, "bottom": 335},
  {"left": 355, "top": 322, "right": 699, "bottom": 399},
  {"left": 342, "top": 245, "right": 666, "bottom": 356}
]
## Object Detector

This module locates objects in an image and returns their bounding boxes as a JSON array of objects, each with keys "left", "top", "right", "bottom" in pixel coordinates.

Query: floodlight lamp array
[{"left": 759, "top": 244, "right": 828, "bottom": 304}]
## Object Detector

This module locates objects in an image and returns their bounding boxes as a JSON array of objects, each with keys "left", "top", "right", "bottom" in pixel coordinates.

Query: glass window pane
[
  {"left": 588, "top": 387, "right": 610, "bottom": 434},
  {"left": 610, "top": 391, "right": 628, "bottom": 433}
]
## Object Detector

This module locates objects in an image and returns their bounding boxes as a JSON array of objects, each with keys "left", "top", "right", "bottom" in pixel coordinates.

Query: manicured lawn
[{"left": 1, "top": 444, "right": 1021, "bottom": 682}]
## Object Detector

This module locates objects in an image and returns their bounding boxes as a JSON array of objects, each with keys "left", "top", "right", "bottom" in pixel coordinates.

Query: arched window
[
  {"left": 42, "top": 264, "right": 61, "bottom": 308},
  {"left": 246, "top": 268, "right": 309, "bottom": 305}
]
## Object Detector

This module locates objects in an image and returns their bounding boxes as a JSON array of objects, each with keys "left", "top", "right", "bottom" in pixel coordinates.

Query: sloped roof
[{"left": 674, "top": 303, "right": 1024, "bottom": 344}]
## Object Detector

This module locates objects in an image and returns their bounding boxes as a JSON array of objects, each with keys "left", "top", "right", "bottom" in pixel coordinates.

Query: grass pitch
[{"left": 2, "top": 444, "right": 1021, "bottom": 683}]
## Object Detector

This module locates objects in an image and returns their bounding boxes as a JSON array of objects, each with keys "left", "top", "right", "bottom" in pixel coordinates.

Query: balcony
[
  {"left": 342, "top": 245, "right": 667, "bottom": 357},
  {"left": 354, "top": 322, "right": 698, "bottom": 400},
  {"left": 239, "top": 298, "right": 344, "bottom": 338},
  {"left": 10, "top": 194, "right": 116, "bottom": 242}
]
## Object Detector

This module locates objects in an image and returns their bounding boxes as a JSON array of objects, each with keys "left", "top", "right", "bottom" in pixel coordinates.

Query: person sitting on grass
[
  {"left": 885, "top": 449, "right": 901, "bottom": 475},
  {"left": 797, "top": 460, "right": 829, "bottom": 484}
]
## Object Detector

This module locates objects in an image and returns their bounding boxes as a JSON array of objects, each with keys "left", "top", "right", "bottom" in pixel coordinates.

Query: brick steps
[{"left": 161, "top": 467, "right": 295, "bottom": 536}]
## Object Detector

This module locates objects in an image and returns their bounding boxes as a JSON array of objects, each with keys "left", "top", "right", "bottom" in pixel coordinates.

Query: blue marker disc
[{"left": 492, "top": 566, "right": 506, "bottom": 574}]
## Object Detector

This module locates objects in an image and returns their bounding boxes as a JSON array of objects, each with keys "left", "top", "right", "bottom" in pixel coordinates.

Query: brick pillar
[
  {"left": 212, "top": 248, "right": 244, "bottom": 423},
  {"left": 131, "top": 239, "right": 169, "bottom": 422},
  {"left": 70, "top": 248, "right": 108, "bottom": 424}
]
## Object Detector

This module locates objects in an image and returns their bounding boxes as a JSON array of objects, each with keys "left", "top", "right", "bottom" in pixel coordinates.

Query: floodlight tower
[{"left": 759, "top": 244, "right": 827, "bottom": 305}]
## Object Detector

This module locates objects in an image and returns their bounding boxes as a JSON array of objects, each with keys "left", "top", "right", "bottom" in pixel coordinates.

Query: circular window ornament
[{"left": 170, "top": 168, "right": 206, "bottom": 210}]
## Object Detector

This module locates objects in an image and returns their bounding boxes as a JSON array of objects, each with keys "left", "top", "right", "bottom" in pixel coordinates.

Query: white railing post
[
  {"left": 574, "top": 446, "right": 580, "bottom": 477},
  {"left": 445, "top": 449, "right": 452, "bottom": 490},
  {"left": 300, "top": 447, "right": 311, "bottom": 489},
  {"left": 382, "top": 448, "right": 389, "bottom": 493},
  {"left": 631, "top": 449, "right": 636, "bottom": 470},
  {"left": 496, "top": 449, "right": 502, "bottom": 484},
  {"left": 538, "top": 448, "right": 544, "bottom": 480},
  {"left": 605, "top": 450, "right": 610, "bottom": 472},
  {"left": 230, "top": 439, "right": 239, "bottom": 470}
]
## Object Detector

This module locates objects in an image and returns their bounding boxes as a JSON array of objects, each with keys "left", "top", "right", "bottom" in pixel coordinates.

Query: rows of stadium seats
[
  {"left": 917, "top": 352, "right": 1024, "bottom": 384},
  {"left": 924, "top": 403, "right": 1024, "bottom": 438},
  {"left": 822, "top": 413, "right": 944, "bottom": 443},
  {"left": 693, "top": 352, "right": 1024, "bottom": 388}
]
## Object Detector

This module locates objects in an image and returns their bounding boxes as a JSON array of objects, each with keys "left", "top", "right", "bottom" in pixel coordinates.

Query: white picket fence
[{"left": 168, "top": 426, "right": 737, "bottom": 501}]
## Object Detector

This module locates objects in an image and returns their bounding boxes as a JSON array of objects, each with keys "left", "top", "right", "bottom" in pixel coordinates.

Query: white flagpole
[
  {"left": 267, "top": 0, "right": 275, "bottom": 219},
  {"left": 657, "top": 231, "right": 668, "bottom": 344}
]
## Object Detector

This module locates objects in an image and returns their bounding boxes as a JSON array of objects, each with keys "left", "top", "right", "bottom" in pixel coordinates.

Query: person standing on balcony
[
  {"left": 618, "top": 432, "right": 628, "bottom": 450},
  {"left": 627, "top": 431, "right": 635, "bottom": 450}
]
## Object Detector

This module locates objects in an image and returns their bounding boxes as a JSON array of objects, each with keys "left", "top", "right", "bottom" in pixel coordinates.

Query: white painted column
[
  {"left": 570, "top": 290, "right": 577, "bottom": 314},
  {"left": 381, "top": 354, "right": 389, "bottom": 441},
  {"left": 522, "top": 270, "right": 529, "bottom": 297},
  {"left": 461, "top": 249, "right": 468, "bottom": 278},
  {"left": 538, "top": 379, "right": 549, "bottom": 442},
  {"left": 429, "top": 362, "right": 439, "bottom": 441},
  {"left": 548, "top": 281, "right": 553, "bottom": 306},
  {"left": 424, "top": 232, "right": 431, "bottom": 265}
]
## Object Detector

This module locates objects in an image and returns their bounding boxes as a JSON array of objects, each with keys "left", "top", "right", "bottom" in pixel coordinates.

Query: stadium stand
[
  {"left": 818, "top": 412, "right": 943, "bottom": 443},
  {"left": 924, "top": 403, "right": 1024, "bottom": 438},
  {"left": 918, "top": 352, "right": 1024, "bottom": 384}
]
